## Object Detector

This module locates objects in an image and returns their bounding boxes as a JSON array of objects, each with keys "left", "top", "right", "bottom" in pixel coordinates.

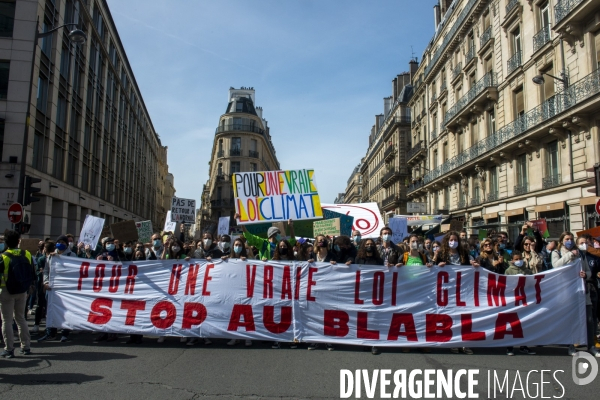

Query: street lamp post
[{"left": 17, "top": 20, "right": 86, "bottom": 206}]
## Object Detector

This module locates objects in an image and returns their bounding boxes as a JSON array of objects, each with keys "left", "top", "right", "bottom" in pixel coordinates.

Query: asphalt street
[{"left": 0, "top": 320, "right": 598, "bottom": 400}]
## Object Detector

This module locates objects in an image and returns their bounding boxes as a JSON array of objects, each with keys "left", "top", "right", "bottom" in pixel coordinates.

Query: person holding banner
[
  {"left": 355, "top": 239, "right": 383, "bottom": 265},
  {"left": 332, "top": 236, "right": 356, "bottom": 265},
  {"left": 226, "top": 238, "right": 248, "bottom": 261},
  {"left": 311, "top": 235, "right": 336, "bottom": 263},
  {"left": 198, "top": 233, "right": 223, "bottom": 260},
  {"left": 161, "top": 239, "right": 190, "bottom": 261},
  {"left": 121, "top": 241, "right": 135, "bottom": 262},
  {"left": 399, "top": 235, "right": 431, "bottom": 267},
  {"left": 377, "top": 227, "right": 405, "bottom": 267},
  {"left": 234, "top": 214, "right": 296, "bottom": 261},
  {"left": 433, "top": 231, "right": 478, "bottom": 355}
]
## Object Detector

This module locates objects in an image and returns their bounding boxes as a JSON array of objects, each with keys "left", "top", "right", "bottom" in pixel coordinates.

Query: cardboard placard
[
  {"left": 171, "top": 197, "right": 196, "bottom": 223},
  {"left": 313, "top": 218, "right": 341, "bottom": 237},
  {"left": 110, "top": 220, "right": 138, "bottom": 243},
  {"left": 19, "top": 238, "right": 42, "bottom": 255},
  {"left": 322, "top": 209, "right": 354, "bottom": 237},
  {"left": 135, "top": 221, "right": 153, "bottom": 244},
  {"left": 450, "top": 220, "right": 464, "bottom": 232}
]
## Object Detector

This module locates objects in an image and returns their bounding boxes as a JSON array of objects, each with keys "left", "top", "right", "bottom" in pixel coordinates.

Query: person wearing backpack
[{"left": 0, "top": 230, "right": 35, "bottom": 358}]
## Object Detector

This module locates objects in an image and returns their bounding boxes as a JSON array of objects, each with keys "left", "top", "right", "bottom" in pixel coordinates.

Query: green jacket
[
  {"left": 243, "top": 231, "right": 296, "bottom": 260},
  {"left": 504, "top": 262, "right": 533, "bottom": 276}
]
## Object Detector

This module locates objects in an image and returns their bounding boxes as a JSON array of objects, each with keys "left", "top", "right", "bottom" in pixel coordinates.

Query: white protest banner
[
  {"left": 171, "top": 197, "right": 196, "bottom": 223},
  {"left": 392, "top": 214, "right": 444, "bottom": 226},
  {"left": 47, "top": 257, "right": 586, "bottom": 347},
  {"left": 322, "top": 203, "right": 384, "bottom": 239},
  {"left": 217, "top": 216, "right": 230, "bottom": 236},
  {"left": 163, "top": 211, "right": 177, "bottom": 234},
  {"left": 232, "top": 169, "right": 322, "bottom": 224},
  {"left": 388, "top": 217, "right": 407, "bottom": 244},
  {"left": 136, "top": 220, "right": 153, "bottom": 244},
  {"left": 79, "top": 215, "right": 105, "bottom": 249}
]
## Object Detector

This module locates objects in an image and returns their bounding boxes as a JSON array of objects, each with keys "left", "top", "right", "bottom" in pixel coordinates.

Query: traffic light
[
  {"left": 14, "top": 222, "right": 31, "bottom": 234},
  {"left": 23, "top": 175, "right": 42, "bottom": 206}
]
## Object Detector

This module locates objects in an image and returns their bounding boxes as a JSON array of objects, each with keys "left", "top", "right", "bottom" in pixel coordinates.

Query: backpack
[{"left": 3, "top": 251, "right": 34, "bottom": 294}]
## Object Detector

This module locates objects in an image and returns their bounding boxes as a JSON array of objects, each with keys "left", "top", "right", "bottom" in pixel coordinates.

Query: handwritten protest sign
[
  {"left": 218, "top": 216, "right": 230, "bottom": 236},
  {"left": 322, "top": 209, "right": 354, "bottom": 236},
  {"left": 136, "top": 221, "right": 153, "bottom": 244},
  {"left": 110, "top": 220, "right": 138, "bottom": 243},
  {"left": 321, "top": 203, "right": 384, "bottom": 239},
  {"left": 171, "top": 197, "right": 196, "bottom": 223},
  {"left": 388, "top": 217, "right": 408, "bottom": 244},
  {"left": 232, "top": 169, "right": 323, "bottom": 224},
  {"left": 163, "top": 211, "right": 177, "bottom": 234},
  {"left": 19, "top": 238, "right": 42, "bottom": 254},
  {"left": 313, "top": 218, "right": 341, "bottom": 237},
  {"left": 393, "top": 214, "right": 444, "bottom": 226},
  {"left": 79, "top": 215, "right": 105, "bottom": 249}
]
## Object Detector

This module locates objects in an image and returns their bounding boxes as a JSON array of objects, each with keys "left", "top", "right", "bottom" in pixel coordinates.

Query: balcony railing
[
  {"left": 216, "top": 124, "right": 265, "bottom": 135},
  {"left": 382, "top": 169, "right": 399, "bottom": 187},
  {"left": 487, "top": 191, "right": 499, "bottom": 202},
  {"left": 248, "top": 150, "right": 259, "bottom": 158},
  {"left": 452, "top": 62, "right": 463, "bottom": 81},
  {"left": 457, "top": 200, "right": 467, "bottom": 209},
  {"left": 506, "top": 0, "right": 519, "bottom": 14},
  {"left": 480, "top": 26, "right": 493, "bottom": 48},
  {"left": 430, "top": 129, "right": 438, "bottom": 141},
  {"left": 230, "top": 148, "right": 241, "bottom": 156},
  {"left": 217, "top": 150, "right": 225, "bottom": 158},
  {"left": 407, "top": 180, "right": 424, "bottom": 194},
  {"left": 542, "top": 173, "right": 561, "bottom": 189},
  {"left": 514, "top": 183, "right": 529, "bottom": 196},
  {"left": 407, "top": 141, "right": 424, "bottom": 161},
  {"left": 423, "top": 68, "right": 600, "bottom": 185},
  {"left": 424, "top": 0, "right": 479, "bottom": 78},
  {"left": 533, "top": 25, "right": 552, "bottom": 52},
  {"left": 384, "top": 144, "right": 395, "bottom": 161},
  {"left": 382, "top": 194, "right": 399, "bottom": 208},
  {"left": 443, "top": 72, "right": 497, "bottom": 126},
  {"left": 431, "top": 93, "right": 437, "bottom": 104},
  {"left": 507, "top": 51, "right": 522, "bottom": 75},
  {"left": 555, "top": 0, "right": 585, "bottom": 23},
  {"left": 470, "top": 197, "right": 481, "bottom": 207},
  {"left": 465, "top": 46, "right": 476, "bottom": 65},
  {"left": 216, "top": 173, "right": 225, "bottom": 180}
]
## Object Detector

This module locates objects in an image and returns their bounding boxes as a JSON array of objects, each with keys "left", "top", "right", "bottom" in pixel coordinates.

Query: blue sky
[{"left": 106, "top": 0, "right": 435, "bottom": 204}]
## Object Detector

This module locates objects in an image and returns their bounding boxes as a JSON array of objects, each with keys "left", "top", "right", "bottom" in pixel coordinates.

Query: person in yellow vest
[{"left": 0, "top": 230, "right": 35, "bottom": 358}]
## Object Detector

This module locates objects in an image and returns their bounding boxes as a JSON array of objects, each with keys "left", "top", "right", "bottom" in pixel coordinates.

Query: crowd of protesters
[{"left": 0, "top": 216, "right": 599, "bottom": 359}]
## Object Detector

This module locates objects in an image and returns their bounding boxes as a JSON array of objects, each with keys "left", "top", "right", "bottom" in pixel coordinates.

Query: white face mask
[
  {"left": 172, "top": 246, "right": 180, "bottom": 253},
  {"left": 410, "top": 242, "right": 418, "bottom": 250},
  {"left": 514, "top": 260, "right": 524, "bottom": 267},
  {"left": 448, "top": 240, "right": 458, "bottom": 249},
  {"left": 220, "top": 242, "right": 230, "bottom": 250},
  {"left": 594, "top": 243, "right": 600, "bottom": 249},
  {"left": 204, "top": 239, "right": 212, "bottom": 247},
  {"left": 294, "top": 251, "right": 298, "bottom": 257},
  {"left": 578, "top": 244, "right": 587, "bottom": 252}
]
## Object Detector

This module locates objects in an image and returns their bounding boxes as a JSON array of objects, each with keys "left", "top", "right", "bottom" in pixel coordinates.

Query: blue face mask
[
  {"left": 498, "top": 243, "right": 506, "bottom": 250},
  {"left": 124, "top": 247, "right": 132, "bottom": 254},
  {"left": 276, "top": 234, "right": 282, "bottom": 242},
  {"left": 234, "top": 246, "right": 242, "bottom": 254},
  {"left": 353, "top": 236, "right": 361, "bottom": 243},
  {"left": 564, "top": 240, "right": 573, "bottom": 249},
  {"left": 56, "top": 243, "right": 67, "bottom": 252},
  {"left": 106, "top": 244, "right": 115, "bottom": 252},
  {"left": 0, "top": 243, "right": 5, "bottom": 252},
  {"left": 153, "top": 240, "right": 161, "bottom": 247}
]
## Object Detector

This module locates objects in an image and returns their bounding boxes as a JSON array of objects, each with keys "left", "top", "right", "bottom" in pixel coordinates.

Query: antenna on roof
[{"left": 410, "top": 46, "right": 418, "bottom": 63}]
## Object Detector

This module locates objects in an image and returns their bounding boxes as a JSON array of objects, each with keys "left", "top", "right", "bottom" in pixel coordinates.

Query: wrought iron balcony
[
  {"left": 443, "top": 72, "right": 498, "bottom": 127},
  {"left": 423, "top": 68, "right": 600, "bottom": 185},
  {"left": 457, "top": 200, "right": 467, "bottom": 209},
  {"left": 217, "top": 150, "right": 225, "bottom": 158},
  {"left": 424, "top": 0, "right": 478, "bottom": 78},
  {"left": 480, "top": 26, "right": 493, "bottom": 49},
  {"left": 470, "top": 197, "right": 481, "bottom": 207},
  {"left": 407, "top": 180, "right": 424, "bottom": 194},
  {"left": 440, "top": 81, "right": 447, "bottom": 94},
  {"left": 407, "top": 140, "right": 425, "bottom": 163},
  {"left": 506, "top": 0, "right": 519, "bottom": 14},
  {"left": 507, "top": 51, "right": 522, "bottom": 75},
  {"left": 431, "top": 92, "right": 438, "bottom": 104},
  {"left": 430, "top": 129, "right": 438, "bottom": 141},
  {"left": 465, "top": 46, "right": 476, "bottom": 65},
  {"left": 216, "top": 173, "right": 226, "bottom": 180},
  {"left": 452, "top": 62, "right": 463, "bottom": 81},
  {"left": 382, "top": 169, "right": 400, "bottom": 188},
  {"left": 230, "top": 148, "right": 241, "bottom": 156},
  {"left": 533, "top": 25, "right": 552, "bottom": 52},
  {"left": 396, "top": 116, "right": 411, "bottom": 125},
  {"left": 486, "top": 191, "right": 499, "bottom": 202},
  {"left": 542, "top": 173, "right": 561, "bottom": 189},
  {"left": 216, "top": 124, "right": 265, "bottom": 135},
  {"left": 382, "top": 194, "right": 399, "bottom": 209},
  {"left": 248, "top": 150, "right": 259, "bottom": 158},
  {"left": 555, "top": 0, "right": 585, "bottom": 23},
  {"left": 514, "top": 183, "right": 529, "bottom": 196},
  {"left": 384, "top": 144, "right": 396, "bottom": 161}
]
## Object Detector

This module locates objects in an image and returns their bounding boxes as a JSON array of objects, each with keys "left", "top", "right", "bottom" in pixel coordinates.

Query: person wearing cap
[
  {"left": 234, "top": 214, "right": 296, "bottom": 261},
  {"left": 38, "top": 235, "right": 77, "bottom": 343}
]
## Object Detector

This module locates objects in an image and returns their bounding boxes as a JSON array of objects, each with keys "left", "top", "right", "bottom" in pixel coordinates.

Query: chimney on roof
[{"left": 434, "top": 4, "right": 441, "bottom": 29}]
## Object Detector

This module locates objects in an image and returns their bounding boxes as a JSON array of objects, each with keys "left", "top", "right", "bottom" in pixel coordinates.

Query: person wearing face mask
[
  {"left": 121, "top": 241, "right": 135, "bottom": 261},
  {"left": 146, "top": 233, "right": 164, "bottom": 260},
  {"left": 495, "top": 231, "right": 512, "bottom": 259},
  {"left": 218, "top": 235, "right": 232, "bottom": 256},
  {"left": 423, "top": 238, "right": 434, "bottom": 262},
  {"left": 355, "top": 239, "right": 383, "bottom": 265},
  {"left": 352, "top": 230, "right": 362, "bottom": 250},
  {"left": 227, "top": 238, "right": 248, "bottom": 261},
  {"left": 235, "top": 213, "right": 296, "bottom": 261},
  {"left": 198, "top": 232, "right": 223, "bottom": 261},
  {"left": 377, "top": 227, "right": 404, "bottom": 267},
  {"left": 161, "top": 239, "right": 190, "bottom": 260},
  {"left": 540, "top": 240, "right": 557, "bottom": 271},
  {"left": 39, "top": 235, "right": 78, "bottom": 343},
  {"left": 311, "top": 235, "right": 336, "bottom": 263},
  {"left": 333, "top": 236, "right": 356, "bottom": 265},
  {"left": 399, "top": 235, "right": 431, "bottom": 267},
  {"left": 96, "top": 238, "right": 121, "bottom": 262}
]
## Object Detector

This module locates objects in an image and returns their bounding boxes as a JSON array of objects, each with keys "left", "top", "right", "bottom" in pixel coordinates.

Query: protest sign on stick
[
  {"left": 218, "top": 217, "right": 230, "bottom": 236},
  {"left": 163, "top": 211, "right": 177, "bottom": 234},
  {"left": 171, "top": 197, "right": 196, "bottom": 223},
  {"left": 313, "top": 218, "right": 341, "bottom": 237},
  {"left": 110, "top": 220, "right": 138, "bottom": 243},
  {"left": 79, "top": 215, "right": 105, "bottom": 249},
  {"left": 136, "top": 221, "right": 153, "bottom": 244},
  {"left": 233, "top": 169, "right": 322, "bottom": 224}
]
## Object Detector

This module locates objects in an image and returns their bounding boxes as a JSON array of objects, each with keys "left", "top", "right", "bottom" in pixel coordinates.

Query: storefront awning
[
  {"left": 505, "top": 208, "right": 525, "bottom": 217},
  {"left": 580, "top": 197, "right": 599, "bottom": 206},
  {"left": 483, "top": 212, "right": 498, "bottom": 220},
  {"left": 534, "top": 202, "right": 565, "bottom": 213}
]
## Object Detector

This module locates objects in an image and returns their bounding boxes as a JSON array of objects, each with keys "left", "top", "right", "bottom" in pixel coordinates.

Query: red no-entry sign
[
  {"left": 8, "top": 203, "right": 23, "bottom": 224},
  {"left": 596, "top": 198, "right": 600, "bottom": 215}
]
